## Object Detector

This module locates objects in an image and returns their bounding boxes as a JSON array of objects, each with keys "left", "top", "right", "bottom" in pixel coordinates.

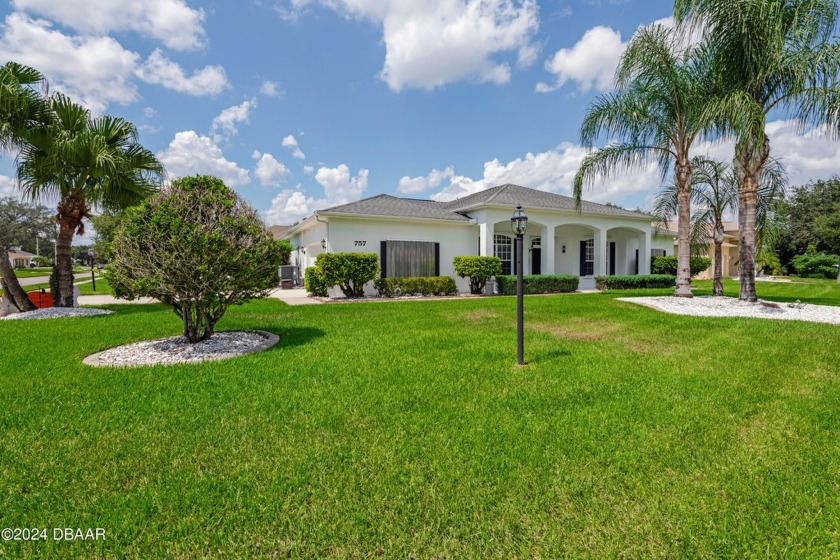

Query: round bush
[{"left": 108, "top": 175, "right": 283, "bottom": 343}]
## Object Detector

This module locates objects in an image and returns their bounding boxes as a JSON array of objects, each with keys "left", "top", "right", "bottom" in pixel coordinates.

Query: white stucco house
[{"left": 278, "top": 184, "right": 676, "bottom": 294}]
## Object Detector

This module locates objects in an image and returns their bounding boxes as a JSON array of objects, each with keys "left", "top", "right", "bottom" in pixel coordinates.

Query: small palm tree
[
  {"left": 0, "top": 62, "right": 47, "bottom": 312},
  {"left": 574, "top": 24, "right": 714, "bottom": 297},
  {"left": 17, "top": 94, "right": 164, "bottom": 306},
  {"left": 654, "top": 156, "right": 786, "bottom": 296},
  {"left": 675, "top": 0, "right": 840, "bottom": 301}
]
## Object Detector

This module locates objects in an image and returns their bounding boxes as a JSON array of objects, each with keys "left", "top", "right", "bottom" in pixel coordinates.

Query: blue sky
[{"left": 0, "top": 0, "right": 838, "bottom": 227}]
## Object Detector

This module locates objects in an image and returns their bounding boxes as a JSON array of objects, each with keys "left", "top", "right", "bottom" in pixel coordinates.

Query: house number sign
[{"left": 354, "top": 240, "right": 367, "bottom": 246}]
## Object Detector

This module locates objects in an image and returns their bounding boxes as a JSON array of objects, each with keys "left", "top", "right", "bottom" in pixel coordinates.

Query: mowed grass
[
  {"left": 691, "top": 277, "right": 840, "bottom": 305},
  {"left": 1, "top": 287, "right": 839, "bottom": 558}
]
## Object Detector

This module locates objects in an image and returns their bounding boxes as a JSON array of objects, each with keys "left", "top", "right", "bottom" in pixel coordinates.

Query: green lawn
[
  {"left": 12, "top": 267, "right": 54, "bottom": 278},
  {"left": 691, "top": 277, "right": 840, "bottom": 305},
  {"left": 77, "top": 277, "right": 110, "bottom": 295},
  {"left": 1, "top": 286, "right": 839, "bottom": 558}
]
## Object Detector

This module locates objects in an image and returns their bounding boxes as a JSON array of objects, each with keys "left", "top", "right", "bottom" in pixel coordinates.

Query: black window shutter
[
  {"left": 580, "top": 240, "right": 586, "bottom": 275},
  {"left": 380, "top": 241, "right": 387, "bottom": 278},
  {"left": 434, "top": 243, "right": 440, "bottom": 276}
]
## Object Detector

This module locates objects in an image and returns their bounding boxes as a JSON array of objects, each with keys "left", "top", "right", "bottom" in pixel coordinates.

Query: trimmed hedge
[
  {"left": 374, "top": 276, "right": 457, "bottom": 297},
  {"left": 316, "top": 252, "right": 380, "bottom": 298},
  {"left": 452, "top": 256, "right": 503, "bottom": 294},
  {"left": 595, "top": 275, "right": 676, "bottom": 290},
  {"left": 495, "top": 274, "right": 579, "bottom": 295},
  {"left": 304, "top": 266, "right": 329, "bottom": 297},
  {"left": 651, "top": 255, "right": 712, "bottom": 277}
]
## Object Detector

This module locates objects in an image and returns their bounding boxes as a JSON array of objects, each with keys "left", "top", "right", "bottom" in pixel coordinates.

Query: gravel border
[
  {"left": 1, "top": 307, "right": 114, "bottom": 320},
  {"left": 617, "top": 296, "right": 840, "bottom": 325},
  {"left": 83, "top": 330, "right": 279, "bottom": 368}
]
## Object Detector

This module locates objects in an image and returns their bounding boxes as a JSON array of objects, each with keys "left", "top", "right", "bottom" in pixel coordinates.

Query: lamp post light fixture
[
  {"left": 511, "top": 204, "right": 528, "bottom": 365},
  {"left": 321, "top": 238, "right": 327, "bottom": 249}
]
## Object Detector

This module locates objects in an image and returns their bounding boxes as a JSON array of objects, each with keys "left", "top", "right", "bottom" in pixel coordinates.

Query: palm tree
[
  {"left": 574, "top": 24, "right": 714, "bottom": 297},
  {"left": 654, "top": 156, "right": 786, "bottom": 296},
  {"left": 674, "top": 0, "right": 840, "bottom": 301},
  {"left": 0, "top": 62, "right": 47, "bottom": 313},
  {"left": 17, "top": 94, "right": 164, "bottom": 307}
]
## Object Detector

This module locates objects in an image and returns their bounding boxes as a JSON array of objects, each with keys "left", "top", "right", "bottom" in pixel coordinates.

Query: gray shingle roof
[
  {"left": 443, "top": 184, "right": 651, "bottom": 219},
  {"left": 320, "top": 194, "right": 473, "bottom": 221},
  {"left": 316, "top": 185, "right": 650, "bottom": 222}
]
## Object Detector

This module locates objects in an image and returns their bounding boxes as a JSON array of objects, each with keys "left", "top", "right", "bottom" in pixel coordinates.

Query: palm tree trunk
[
  {"left": 674, "top": 159, "right": 693, "bottom": 297},
  {"left": 0, "top": 243, "right": 37, "bottom": 312},
  {"left": 713, "top": 240, "right": 724, "bottom": 296},
  {"left": 53, "top": 223, "right": 75, "bottom": 307},
  {"left": 735, "top": 136, "right": 769, "bottom": 303}
]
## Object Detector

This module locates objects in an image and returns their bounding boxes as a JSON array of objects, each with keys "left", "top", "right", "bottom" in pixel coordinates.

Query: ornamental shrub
[
  {"left": 452, "top": 256, "right": 503, "bottom": 294},
  {"left": 304, "top": 266, "right": 329, "bottom": 297},
  {"left": 790, "top": 245, "right": 838, "bottom": 279},
  {"left": 316, "top": 252, "right": 379, "bottom": 298},
  {"left": 276, "top": 239, "right": 293, "bottom": 265},
  {"left": 595, "top": 275, "right": 676, "bottom": 290},
  {"left": 651, "top": 255, "right": 712, "bottom": 277},
  {"left": 108, "top": 175, "right": 283, "bottom": 343},
  {"left": 374, "top": 276, "right": 457, "bottom": 297},
  {"left": 495, "top": 274, "right": 579, "bottom": 295}
]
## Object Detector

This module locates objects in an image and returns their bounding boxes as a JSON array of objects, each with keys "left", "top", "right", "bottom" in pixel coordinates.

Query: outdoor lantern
[
  {"left": 511, "top": 205, "right": 528, "bottom": 236},
  {"left": 321, "top": 238, "right": 327, "bottom": 249},
  {"left": 511, "top": 204, "right": 528, "bottom": 366},
  {"left": 562, "top": 244, "right": 566, "bottom": 253}
]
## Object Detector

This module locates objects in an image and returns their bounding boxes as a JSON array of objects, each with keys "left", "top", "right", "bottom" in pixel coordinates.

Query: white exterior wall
[
  {"left": 291, "top": 215, "right": 478, "bottom": 296},
  {"left": 285, "top": 206, "right": 656, "bottom": 295},
  {"left": 651, "top": 234, "right": 676, "bottom": 256}
]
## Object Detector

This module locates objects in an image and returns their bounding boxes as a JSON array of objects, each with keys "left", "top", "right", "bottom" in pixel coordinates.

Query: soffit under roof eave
[
  {"left": 316, "top": 211, "right": 478, "bottom": 225},
  {"left": 454, "top": 202, "right": 652, "bottom": 221}
]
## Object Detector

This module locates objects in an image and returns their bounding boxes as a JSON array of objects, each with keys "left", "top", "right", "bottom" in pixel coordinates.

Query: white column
[
  {"left": 638, "top": 230, "right": 651, "bottom": 274},
  {"left": 593, "top": 228, "right": 606, "bottom": 277},
  {"left": 542, "top": 225, "right": 555, "bottom": 275},
  {"left": 479, "top": 222, "right": 494, "bottom": 257}
]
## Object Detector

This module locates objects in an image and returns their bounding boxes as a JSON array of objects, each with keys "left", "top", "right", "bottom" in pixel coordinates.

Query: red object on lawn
[{"left": 27, "top": 289, "right": 53, "bottom": 309}]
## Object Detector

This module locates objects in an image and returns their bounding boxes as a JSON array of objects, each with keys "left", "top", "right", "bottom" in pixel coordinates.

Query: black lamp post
[
  {"left": 88, "top": 248, "right": 96, "bottom": 292},
  {"left": 511, "top": 204, "right": 528, "bottom": 365}
]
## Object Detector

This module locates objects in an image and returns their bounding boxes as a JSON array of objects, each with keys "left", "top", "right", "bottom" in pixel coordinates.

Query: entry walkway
[{"left": 267, "top": 288, "right": 322, "bottom": 306}]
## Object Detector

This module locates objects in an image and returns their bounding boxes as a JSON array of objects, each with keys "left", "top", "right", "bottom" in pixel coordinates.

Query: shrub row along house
[{"left": 278, "top": 184, "right": 677, "bottom": 295}]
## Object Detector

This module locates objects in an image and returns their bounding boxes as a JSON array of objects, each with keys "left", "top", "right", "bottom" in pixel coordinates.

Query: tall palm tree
[
  {"left": 674, "top": 0, "right": 840, "bottom": 301},
  {"left": 654, "top": 156, "right": 786, "bottom": 296},
  {"left": 17, "top": 94, "right": 164, "bottom": 307},
  {"left": 0, "top": 62, "right": 47, "bottom": 313},
  {"left": 574, "top": 24, "right": 714, "bottom": 297}
]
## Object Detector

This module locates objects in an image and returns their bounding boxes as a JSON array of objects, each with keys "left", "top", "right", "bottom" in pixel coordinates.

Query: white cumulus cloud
[
  {"left": 536, "top": 25, "right": 626, "bottom": 93},
  {"left": 211, "top": 99, "right": 256, "bottom": 142},
  {"left": 265, "top": 164, "right": 369, "bottom": 224},
  {"left": 0, "top": 13, "right": 140, "bottom": 114},
  {"left": 11, "top": 0, "right": 206, "bottom": 51},
  {"left": 0, "top": 175, "right": 17, "bottom": 197},
  {"left": 259, "top": 80, "right": 283, "bottom": 98},
  {"left": 285, "top": 0, "right": 539, "bottom": 91},
  {"left": 136, "top": 49, "right": 229, "bottom": 96},
  {"left": 252, "top": 150, "right": 289, "bottom": 187},
  {"left": 282, "top": 134, "right": 305, "bottom": 160},
  {"left": 398, "top": 166, "right": 455, "bottom": 194},
  {"left": 158, "top": 131, "right": 250, "bottom": 188}
]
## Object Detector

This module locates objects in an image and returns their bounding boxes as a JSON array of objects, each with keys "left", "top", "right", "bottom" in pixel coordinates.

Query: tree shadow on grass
[
  {"left": 249, "top": 326, "right": 326, "bottom": 351},
  {"left": 84, "top": 303, "right": 171, "bottom": 316}
]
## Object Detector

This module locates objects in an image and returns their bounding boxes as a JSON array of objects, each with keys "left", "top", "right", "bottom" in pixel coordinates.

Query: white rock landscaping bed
[
  {"left": 1, "top": 307, "right": 113, "bottom": 320},
  {"left": 617, "top": 296, "right": 840, "bottom": 325},
  {"left": 83, "top": 330, "right": 279, "bottom": 367}
]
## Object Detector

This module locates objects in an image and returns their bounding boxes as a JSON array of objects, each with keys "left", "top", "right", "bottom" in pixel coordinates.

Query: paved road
[{"left": 17, "top": 275, "right": 51, "bottom": 287}]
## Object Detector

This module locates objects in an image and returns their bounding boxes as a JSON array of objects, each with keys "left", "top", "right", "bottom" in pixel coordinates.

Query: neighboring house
[
  {"left": 278, "top": 184, "right": 660, "bottom": 294},
  {"left": 660, "top": 220, "right": 740, "bottom": 280},
  {"left": 7, "top": 249, "right": 36, "bottom": 268}
]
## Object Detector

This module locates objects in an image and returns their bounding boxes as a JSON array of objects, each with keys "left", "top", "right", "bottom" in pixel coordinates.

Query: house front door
[
  {"left": 609, "top": 242, "right": 616, "bottom": 275},
  {"left": 531, "top": 248, "right": 541, "bottom": 275}
]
